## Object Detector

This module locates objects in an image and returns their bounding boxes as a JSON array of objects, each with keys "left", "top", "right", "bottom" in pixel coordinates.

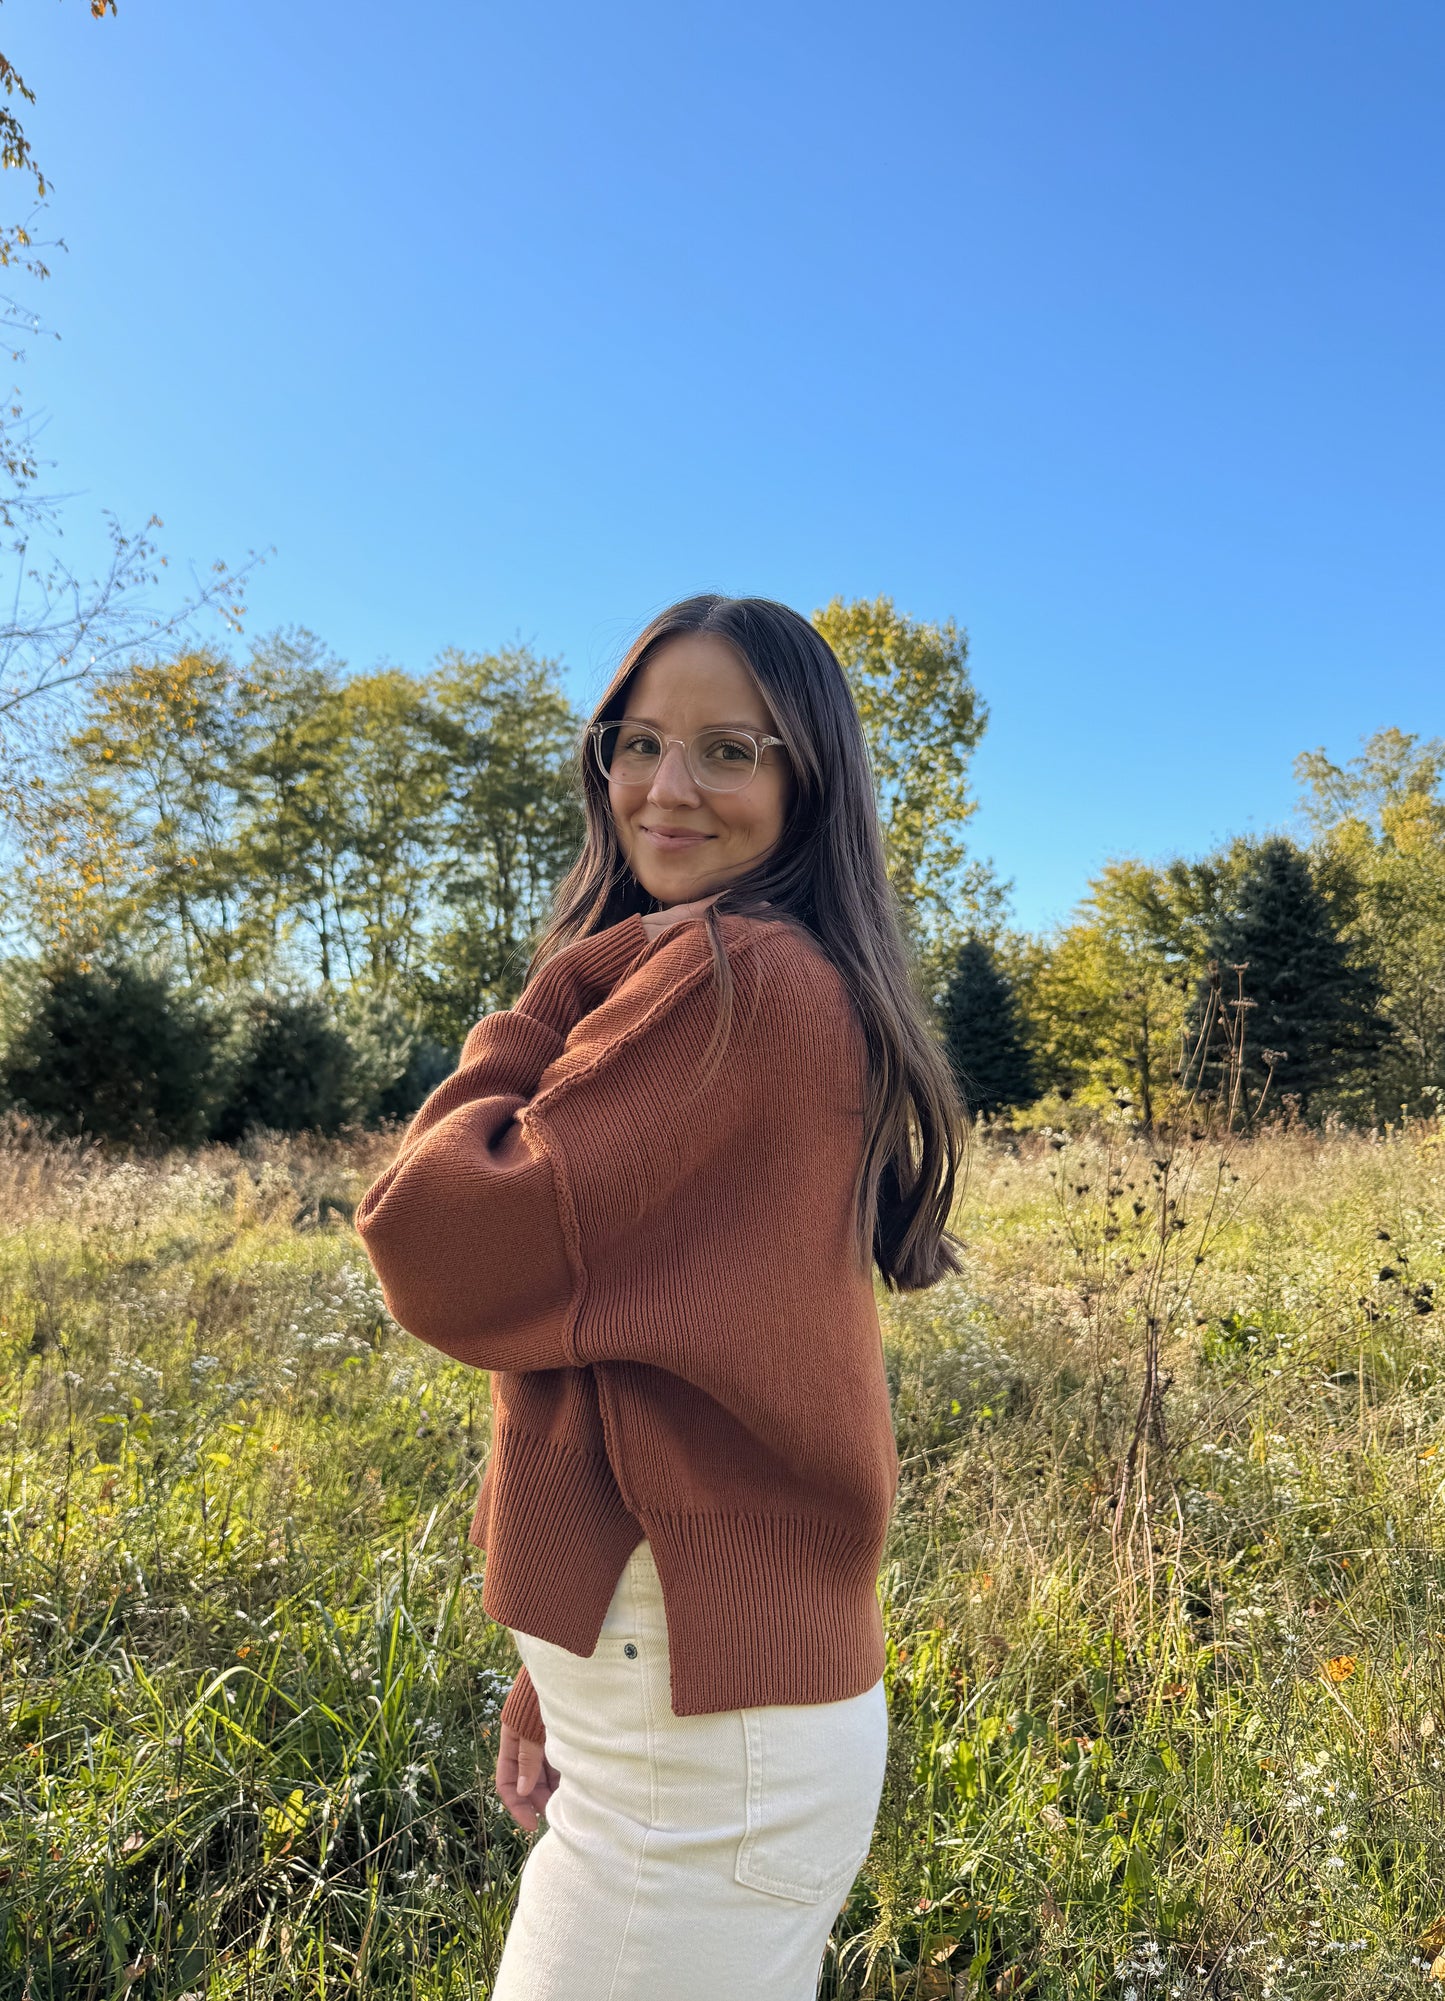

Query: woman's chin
[{"left": 636, "top": 857, "right": 707, "bottom": 894}]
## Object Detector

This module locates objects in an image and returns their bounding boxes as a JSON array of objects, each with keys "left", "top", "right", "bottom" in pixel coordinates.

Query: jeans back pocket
[{"left": 733, "top": 1682, "right": 888, "bottom": 1905}]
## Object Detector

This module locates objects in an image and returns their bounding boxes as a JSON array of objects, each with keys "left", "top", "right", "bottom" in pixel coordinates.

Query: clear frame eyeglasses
[{"left": 588, "top": 719, "right": 789, "bottom": 794}]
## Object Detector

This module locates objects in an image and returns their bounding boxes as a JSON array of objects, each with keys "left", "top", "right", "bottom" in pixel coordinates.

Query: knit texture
[{"left": 354, "top": 907, "right": 900, "bottom": 1751}]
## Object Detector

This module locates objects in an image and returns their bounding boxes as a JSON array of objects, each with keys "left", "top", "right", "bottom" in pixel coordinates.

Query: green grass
[{"left": 1, "top": 1117, "right": 1443, "bottom": 1998}]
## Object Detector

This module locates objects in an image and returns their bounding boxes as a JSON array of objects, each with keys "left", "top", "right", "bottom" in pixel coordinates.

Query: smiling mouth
[{"left": 642, "top": 826, "right": 713, "bottom": 842}]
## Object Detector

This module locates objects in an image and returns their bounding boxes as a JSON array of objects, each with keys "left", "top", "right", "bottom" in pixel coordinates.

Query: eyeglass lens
[{"left": 595, "top": 724, "right": 760, "bottom": 791}]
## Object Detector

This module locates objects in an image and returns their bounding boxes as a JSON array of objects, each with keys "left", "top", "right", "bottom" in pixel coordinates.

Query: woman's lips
[{"left": 641, "top": 826, "right": 713, "bottom": 849}]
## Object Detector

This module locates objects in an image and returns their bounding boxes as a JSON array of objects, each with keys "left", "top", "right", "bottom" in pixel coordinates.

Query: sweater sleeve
[
  {"left": 353, "top": 911, "right": 812, "bottom": 1376},
  {"left": 500, "top": 1663, "right": 547, "bottom": 1749},
  {"left": 353, "top": 911, "right": 650, "bottom": 1366},
  {"left": 448, "top": 911, "right": 653, "bottom": 1084}
]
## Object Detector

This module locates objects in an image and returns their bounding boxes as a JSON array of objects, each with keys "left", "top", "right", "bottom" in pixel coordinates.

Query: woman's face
[{"left": 609, "top": 631, "right": 792, "bottom": 910}]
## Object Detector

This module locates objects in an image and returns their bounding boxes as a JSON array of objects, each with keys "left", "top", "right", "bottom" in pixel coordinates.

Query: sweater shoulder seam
[{"left": 525, "top": 925, "right": 769, "bottom": 1121}]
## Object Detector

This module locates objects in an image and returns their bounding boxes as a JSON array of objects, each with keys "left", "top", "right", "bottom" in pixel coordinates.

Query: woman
[{"left": 355, "top": 594, "right": 968, "bottom": 1999}]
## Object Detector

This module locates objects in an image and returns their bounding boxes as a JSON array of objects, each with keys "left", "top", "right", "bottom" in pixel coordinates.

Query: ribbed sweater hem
[{"left": 471, "top": 1420, "right": 888, "bottom": 1719}]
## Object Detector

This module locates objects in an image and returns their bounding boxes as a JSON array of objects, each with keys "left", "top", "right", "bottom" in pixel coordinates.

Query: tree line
[
  {"left": 0, "top": 598, "right": 992, "bottom": 1142},
  {"left": 0, "top": 596, "right": 1438, "bottom": 1145},
  {"left": 944, "top": 729, "right": 1445, "bottom": 1130}
]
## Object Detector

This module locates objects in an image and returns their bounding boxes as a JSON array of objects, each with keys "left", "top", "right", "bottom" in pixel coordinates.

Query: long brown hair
[{"left": 526, "top": 593, "right": 968, "bottom": 1293}]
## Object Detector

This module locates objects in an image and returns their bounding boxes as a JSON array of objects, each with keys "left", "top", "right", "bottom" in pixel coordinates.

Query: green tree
[
  {"left": 939, "top": 935, "right": 1034, "bottom": 1119},
  {"left": 1195, "top": 835, "right": 1382, "bottom": 1120},
  {"left": 330, "top": 670, "right": 450, "bottom": 993},
  {"left": 68, "top": 648, "right": 249, "bottom": 980},
  {"left": 1295, "top": 728, "right": 1445, "bottom": 1117},
  {"left": 213, "top": 992, "right": 357, "bottom": 1140},
  {"left": 4, "top": 754, "right": 142, "bottom": 962},
  {"left": 336, "top": 985, "right": 453, "bottom": 1124},
  {"left": 6, "top": 634, "right": 591, "bottom": 1032},
  {"left": 811, "top": 596, "right": 998, "bottom": 994},
  {"left": 9, "top": 648, "right": 250, "bottom": 978},
  {"left": 0, "top": 957, "right": 218, "bottom": 1145},
  {"left": 229, "top": 631, "right": 354, "bottom": 983},
  {"left": 421, "top": 644, "right": 585, "bottom": 1041},
  {"left": 1010, "top": 859, "right": 1209, "bottom": 1125}
]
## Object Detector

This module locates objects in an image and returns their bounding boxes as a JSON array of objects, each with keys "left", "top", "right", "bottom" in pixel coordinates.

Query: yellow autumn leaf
[
  {"left": 262, "top": 1787, "right": 312, "bottom": 1859},
  {"left": 1420, "top": 1913, "right": 1445, "bottom": 1956}
]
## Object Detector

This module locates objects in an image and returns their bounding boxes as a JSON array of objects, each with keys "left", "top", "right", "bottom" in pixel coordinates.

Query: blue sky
[{"left": 8, "top": 0, "right": 1443, "bottom": 931}]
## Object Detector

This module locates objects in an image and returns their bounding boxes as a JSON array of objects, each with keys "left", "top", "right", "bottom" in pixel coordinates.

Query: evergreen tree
[
  {"left": 1197, "top": 836, "right": 1382, "bottom": 1118},
  {"left": 1295, "top": 727, "right": 1445, "bottom": 1119},
  {"left": 212, "top": 994, "right": 358, "bottom": 1140},
  {"left": 939, "top": 935, "right": 1035, "bottom": 1118},
  {"left": 0, "top": 960, "right": 218, "bottom": 1146}
]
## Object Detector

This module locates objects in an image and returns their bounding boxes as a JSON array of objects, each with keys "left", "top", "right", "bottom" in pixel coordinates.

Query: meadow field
[{"left": 1, "top": 1115, "right": 1442, "bottom": 2000}]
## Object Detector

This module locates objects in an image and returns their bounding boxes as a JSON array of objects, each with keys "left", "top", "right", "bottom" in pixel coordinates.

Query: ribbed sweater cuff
[
  {"left": 500, "top": 1665, "right": 546, "bottom": 1749},
  {"left": 514, "top": 912, "right": 650, "bottom": 1040}
]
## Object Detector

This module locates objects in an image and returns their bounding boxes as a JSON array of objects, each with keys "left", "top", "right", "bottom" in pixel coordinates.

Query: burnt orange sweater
[{"left": 354, "top": 908, "right": 900, "bottom": 1750}]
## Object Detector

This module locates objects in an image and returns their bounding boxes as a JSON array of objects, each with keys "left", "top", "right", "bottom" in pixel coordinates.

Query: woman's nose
[{"left": 647, "top": 741, "right": 700, "bottom": 803}]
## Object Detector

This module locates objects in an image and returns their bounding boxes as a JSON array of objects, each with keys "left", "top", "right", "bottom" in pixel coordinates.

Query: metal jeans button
[{"left": 623, "top": 1642, "right": 638, "bottom": 1658}]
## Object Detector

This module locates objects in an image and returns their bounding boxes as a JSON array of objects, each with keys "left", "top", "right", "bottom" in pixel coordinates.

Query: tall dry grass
[{"left": 0, "top": 1117, "right": 1442, "bottom": 1998}]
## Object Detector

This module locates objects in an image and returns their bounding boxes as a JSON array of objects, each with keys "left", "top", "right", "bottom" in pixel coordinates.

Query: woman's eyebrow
[{"left": 619, "top": 713, "right": 770, "bottom": 731}]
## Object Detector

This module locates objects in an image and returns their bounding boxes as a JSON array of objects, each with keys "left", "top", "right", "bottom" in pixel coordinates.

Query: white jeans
[{"left": 490, "top": 1536, "right": 889, "bottom": 2001}]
